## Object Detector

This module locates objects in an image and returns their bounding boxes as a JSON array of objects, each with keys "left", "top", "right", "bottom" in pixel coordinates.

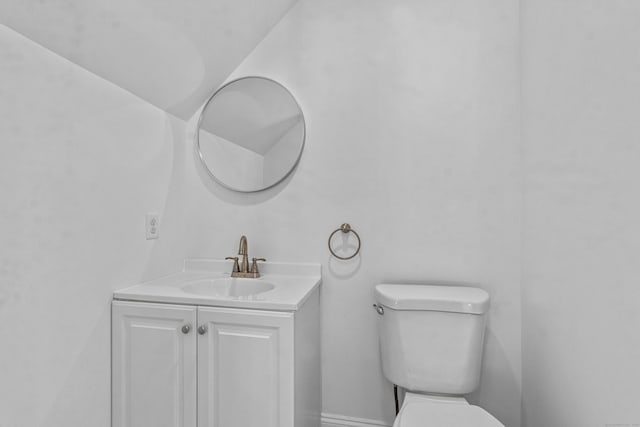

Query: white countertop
[{"left": 114, "top": 259, "right": 322, "bottom": 311}]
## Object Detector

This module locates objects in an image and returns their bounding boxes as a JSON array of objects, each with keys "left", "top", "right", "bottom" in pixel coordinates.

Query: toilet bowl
[
  {"left": 374, "top": 283, "right": 504, "bottom": 427},
  {"left": 393, "top": 392, "right": 503, "bottom": 427}
]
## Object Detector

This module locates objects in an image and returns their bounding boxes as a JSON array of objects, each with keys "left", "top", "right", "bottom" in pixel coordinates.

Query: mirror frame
[{"left": 195, "top": 76, "right": 306, "bottom": 193}]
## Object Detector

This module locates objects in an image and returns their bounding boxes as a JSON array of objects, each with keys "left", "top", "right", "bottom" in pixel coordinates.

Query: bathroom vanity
[{"left": 111, "top": 260, "right": 321, "bottom": 427}]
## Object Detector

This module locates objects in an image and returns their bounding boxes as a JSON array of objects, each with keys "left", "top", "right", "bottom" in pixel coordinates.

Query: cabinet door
[
  {"left": 112, "top": 301, "right": 197, "bottom": 427},
  {"left": 197, "top": 306, "right": 294, "bottom": 427}
]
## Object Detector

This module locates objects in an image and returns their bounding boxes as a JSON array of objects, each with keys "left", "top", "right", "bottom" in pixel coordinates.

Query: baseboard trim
[{"left": 321, "top": 412, "right": 392, "bottom": 427}]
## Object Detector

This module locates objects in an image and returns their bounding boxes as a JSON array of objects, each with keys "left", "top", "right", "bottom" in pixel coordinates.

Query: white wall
[
  {"left": 522, "top": 1, "right": 640, "bottom": 426},
  {"left": 151, "top": 0, "right": 522, "bottom": 425},
  {"left": 0, "top": 25, "right": 178, "bottom": 427},
  {"left": 0, "top": 0, "right": 299, "bottom": 118}
]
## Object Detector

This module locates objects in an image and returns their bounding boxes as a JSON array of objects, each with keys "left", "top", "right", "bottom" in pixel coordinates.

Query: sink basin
[
  {"left": 182, "top": 278, "right": 275, "bottom": 298},
  {"left": 113, "top": 259, "right": 321, "bottom": 310}
]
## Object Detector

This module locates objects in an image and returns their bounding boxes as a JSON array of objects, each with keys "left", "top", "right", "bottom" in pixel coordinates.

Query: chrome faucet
[
  {"left": 226, "top": 235, "right": 266, "bottom": 278},
  {"left": 238, "top": 235, "right": 249, "bottom": 273}
]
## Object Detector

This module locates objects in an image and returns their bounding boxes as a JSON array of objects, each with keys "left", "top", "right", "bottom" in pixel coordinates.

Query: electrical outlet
[{"left": 146, "top": 213, "right": 160, "bottom": 240}]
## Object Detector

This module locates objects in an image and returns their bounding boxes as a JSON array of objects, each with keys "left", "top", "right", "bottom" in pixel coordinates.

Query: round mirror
[{"left": 196, "top": 76, "right": 306, "bottom": 193}]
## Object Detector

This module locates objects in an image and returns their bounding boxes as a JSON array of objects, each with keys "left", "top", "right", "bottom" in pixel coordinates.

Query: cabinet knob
[
  {"left": 181, "top": 325, "right": 191, "bottom": 334},
  {"left": 198, "top": 325, "right": 208, "bottom": 335}
]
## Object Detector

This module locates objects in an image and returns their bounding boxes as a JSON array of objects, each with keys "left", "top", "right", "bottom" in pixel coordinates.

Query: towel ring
[{"left": 328, "top": 223, "right": 361, "bottom": 260}]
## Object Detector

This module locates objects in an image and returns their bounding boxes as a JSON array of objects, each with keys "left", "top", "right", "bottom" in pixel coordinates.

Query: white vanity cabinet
[
  {"left": 112, "top": 287, "right": 320, "bottom": 427},
  {"left": 197, "top": 306, "right": 294, "bottom": 427},
  {"left": 112, "top": 301, "right": 197, "bottom": 427}
]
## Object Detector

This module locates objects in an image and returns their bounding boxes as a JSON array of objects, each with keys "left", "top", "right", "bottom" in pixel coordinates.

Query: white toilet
[{"left": 374, "top": 283, "right": 504, "bottom": 427}]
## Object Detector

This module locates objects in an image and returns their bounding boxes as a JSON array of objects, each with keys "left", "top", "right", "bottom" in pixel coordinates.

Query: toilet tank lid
[{"left": 375, "top": 284, "right": 490, "bottom": 314}]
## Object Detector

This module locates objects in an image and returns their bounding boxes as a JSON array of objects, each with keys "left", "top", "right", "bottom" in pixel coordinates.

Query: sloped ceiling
[{"left": 0, "top": 0, "right": 298, "bottom": 119}]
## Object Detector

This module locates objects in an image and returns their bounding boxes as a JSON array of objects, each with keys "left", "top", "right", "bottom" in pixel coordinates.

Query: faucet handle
[
  {"left": 250, "top": 258, "right": 266, "bottom": 275},
  {"left": 225, "top": 256, "right": 240, "bottom": 272}
]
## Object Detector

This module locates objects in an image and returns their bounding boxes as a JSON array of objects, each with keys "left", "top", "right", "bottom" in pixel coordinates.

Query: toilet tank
[{"left": 374, "top": 284, "right": 490, "bottom": 395}]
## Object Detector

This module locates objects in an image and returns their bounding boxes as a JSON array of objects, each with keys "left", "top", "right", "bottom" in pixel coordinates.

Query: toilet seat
[{"left": 394, "top": 394, "right": 504, "bottom": 427}]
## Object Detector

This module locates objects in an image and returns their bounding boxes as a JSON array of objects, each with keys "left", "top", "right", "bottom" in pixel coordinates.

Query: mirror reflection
[{"left": 197, "top": 77, "right": 305, "bottom": 193}]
